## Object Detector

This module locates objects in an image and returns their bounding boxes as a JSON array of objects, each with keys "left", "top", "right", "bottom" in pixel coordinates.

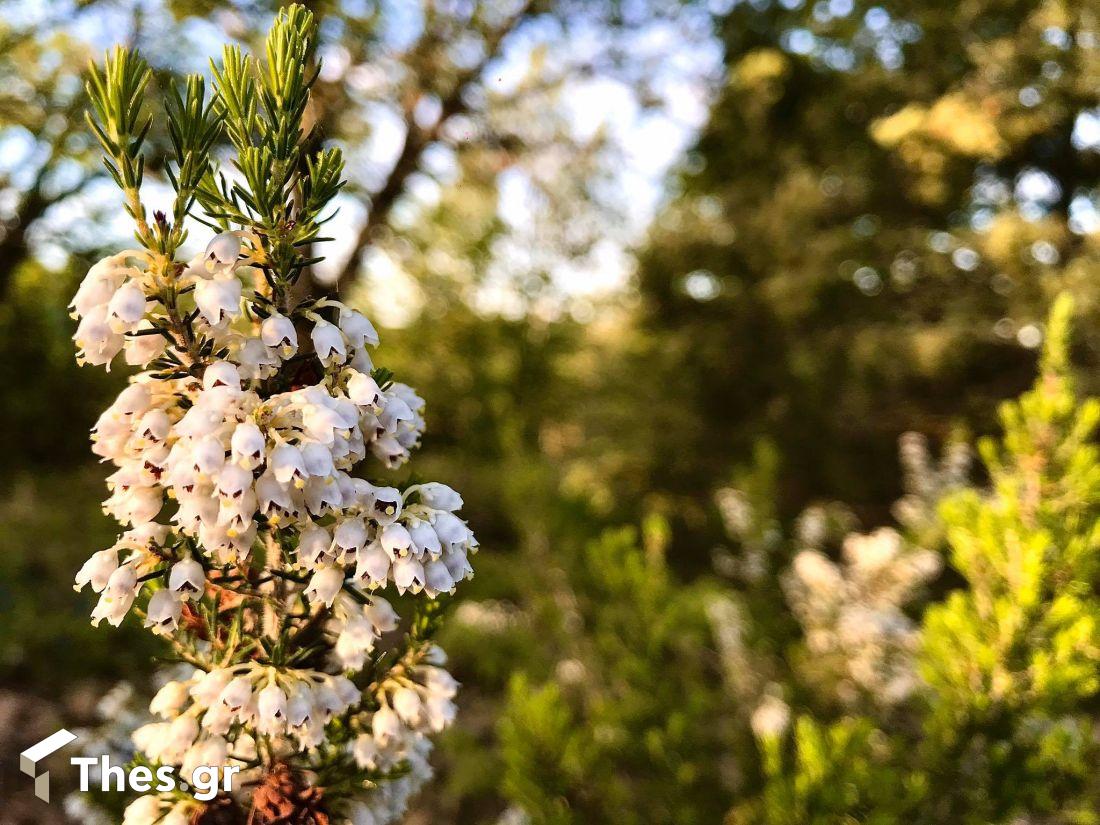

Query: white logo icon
[{"left": 20, "top": 728, "right": 78, "bottom": 802}]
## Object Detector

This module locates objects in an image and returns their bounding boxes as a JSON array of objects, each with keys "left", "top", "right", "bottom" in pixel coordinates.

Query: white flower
[
  {"left": 355, "top": 543, "right": 391, "bottom": 587},
  {"left": 392, "top": 555, "right": 425, "bottom": 594},
  {"left": 351, "top": 734, "right": 379, "bottom": 770},
  {"left": 231, "top": 421, "right": 266, "bottom": 469},
  {"left": 270, "top": 442, "right": 307, "bottom": 486},
  {"left": 71, "top": 254, "right": 130, "bottom": 318},
  {"left": 334, "top": 517, "right": 368, "bottom": 559},
  {"left": 75, "top": 549, "right": 119, "bottom": 592},
  {"left": 424, "top": 559, "right": 455, "bottom": 597},
  {"left": 150, "top": 680, "right": 191, "bottom": 718},
  {"left": 203, "top": 360, "right": 242, "bottom": 392},
  {"left": 287, "top": 683, "right": 315, "bottom": 728},
  {"left": 257, "top": 682, "right": 289, "bottom": 735},
  {"left": 338, "top": 307, "right": 379, "bottom": 348},
  {"left": 205, "top": 231, "right": 242, "bottom": 264},
  {"left": 380, "top": 523, "right": 413, "bottom": 558},
  {"left": 298, "top": 523, "right": 334, "bottom": 567},
  {"left": 181, "top": 736, "right": 228, "bottom": 788},
  {"left": 194, "top": 275, "right": 242, "bottom": 325},
  {"left": 305, "top": 566, "right": 344, "bottom": 606},
  {"left": 91, "top": 564, "right": 139, "bottom": 627},
  {"left": 124, "top": 322, "right": 167, "bottom": 366},
  {"left": 167, "top": 713, "right": 200, "bottom": 753},
  {"left": 418, "top": 482, "right": 463, "bottom": 511},
  {"left": 144, "top": 589, "right": 183, "bottom": 634},
  {"left": 190, "top": 668, "right": 233, "bottom": 706},
  {"left": 74, "top": 304, "right": 125, "bottom": 367},
  {"left": 106, "top": 281, "right": 147, "bottom": 332},
  {"left": 311, "top": 320, "right": 347, "bottom": 367},
  {"left": 433, "top": 511, "right": 472, "bottom": 550},
  {"left": 261, "top": 313, "right": 298, "bottom": 357},
  {"left": 169, "top": 558, "right": 205, "bottom": 599},
  {"left": 371, "top": 705, "right": 401, "bottom": 745},
  {"left": 408, "top": 521, "right": 442, "bottom": 558},
  {"left": 346, "top": 370, "right": 383, "bottom": 409},
  {"left": 392, "top": 687, "right": 421, "bottom": 724},
  {"left": 218, "top": 675, "right": 254, "bottom": 712}
]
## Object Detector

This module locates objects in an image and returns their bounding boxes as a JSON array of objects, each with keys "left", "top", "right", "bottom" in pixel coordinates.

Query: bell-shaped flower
[
  {"left": 71, "top": 255, "right": 129, "bottom": 318},
  {"left": 203, "top": 361, "right": 242, "bottom": 392},
  {"left": 286, "top": 683, "right": 315, "bottom": 728},
  {"left": 190, "top": 668, "right": 232, "bottom": 706},
  {"left": 408, "top": 520, "right": 442, "bottom": 559},
  {"left": 261, "top": 313, "right": 298, "bottom": 358},
  {"left": 424, "top": 691, "right": 457, "bottom": 732},
  {"left": 91, "top": 564, "right": 139, "bottom": 627},
  {"left": 200, "top": 700, "right": 234, "bottom": 736},
  {"left": 392, "top": 686, "right": 422, "bottom": 724},
  {"left": 217, "top": 675, "right": 254, "bottom": 713},
  {"left": 165, "top": 714, "right": 200, "bottom": 760},
  {"left": 205, "top": 231, "right": 242, "bottom": 265},
  {"left": 355, "top": 543, "right": 391, "bottom": 587},
  {"left": 194, "top": 275, "right": 242, "bottom": 325},
  {"left": 311, "top": 320, "right": 347, "bottom": 367},
  {"left": 304, "top": 475, "right": 344, "bottom": 517},
  {"left": 301, "top": 442, "right": 336, "bottom": 478},
  {"left": 144, "top": 589, "right": 183, "bottom": 634},
  {"left": 418, "top": 482, "right": 463, "bottom": 511},
  {"left": 74, "top": 304, "right": 125, "bottom": 367},
  {"left": 181, "top": 736, "right": 228, "bottom": 790},
  {"left": 270, "top": 442, "right": 307, "bottom": 487},
  {"left": 433, "top": 511, "right": 472, "bottom": 550},
  {"left": 215, "top": 463, "right": 252, "bottom": 501},
  {"left": 346, "top": 370, "right": 383, "bottom": 410},
  {"left": 392, "top": 555, "right": 425, "bottom": 594},
  {"left": 191, "top": 434, "right": 226, "bottom": 478},
  {"left": 257, "top": 682, "right": 288, "bottom": 735},
  {"left": 150, "top": 680, "right": 191, "bottom": 719},
  {"left": 256, "top": 472, "right": 299, "bottom": 524},
  {"left": 124, "top": 323, "right": 167, "bottom": 367},
  {"left": 304, "top": 566, "right": 344, "bottom": 607},
  {"left": 298, "top": 523, "right": 334, "bottom": 568},
  {"left": 370, "top": 486, "right": 402, "bottom": 525},
  {"left": 351, "top": 735, "right": 380, "bottom": 771},
  {"left": 364, "top": 597, "right": 399, "bottom": 633},
  {"left": 424, "top": 558, "right": 455, "bottom": 597},
  {"left": 231, "top": 421, "right": 266, "bottom": 469},
  {"left": 75, "top": 549, "right": 119, "bottom": 593},
  {"left": 443, "top": 546, "right": 474, "bottom": 583},
  {"left": 106, "top": 281, "right": 147, "bottom": 333},
  {"left": 371, "top": 705, "right": 401, "bottom": 745},
  {"left": 235, "top": 335, "right": 280, "bottom": 380},
  {"left": 380, "top": 522, "right": 413, "bottom": 559},
  {"left": 169, "top": 558, "right": 205, "bottom": 599},
  {"left": 339, "top": 307, "right": 379, "bottom": 348},
  {"left": 334, "top": 517, "right": 368, "bottom": 560}
]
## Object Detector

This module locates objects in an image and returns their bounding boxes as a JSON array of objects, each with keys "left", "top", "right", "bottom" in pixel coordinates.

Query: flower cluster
[
  {"left": 72, "top": 8, "right": 475, "bottom": 821},
  {"left": 783, "top": 527, "right": 940, "bottom": 706},
  {"left": 74, "top": 230, "right": 474, "bottom": 820}
]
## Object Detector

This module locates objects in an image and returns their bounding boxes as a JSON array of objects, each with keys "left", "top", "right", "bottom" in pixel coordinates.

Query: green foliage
[
  {"left": 918, "top": 294, "right": 1100, "bottom": 822},
  {"left": 732, "top": 716, "right": 919, "bottom": 825},
  {"left": 497, "top": 525, "right": 731, "bottom": 824}
]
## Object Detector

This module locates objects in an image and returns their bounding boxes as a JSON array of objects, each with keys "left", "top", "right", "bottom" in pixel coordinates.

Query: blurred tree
[{"left": 636, "top": 0, "right": 1100, "bottom": 529}]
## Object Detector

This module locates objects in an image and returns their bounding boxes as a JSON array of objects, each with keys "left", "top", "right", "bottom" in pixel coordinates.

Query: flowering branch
[{"left": 71, "top": 7, "right": 476, "bottom": 824}]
